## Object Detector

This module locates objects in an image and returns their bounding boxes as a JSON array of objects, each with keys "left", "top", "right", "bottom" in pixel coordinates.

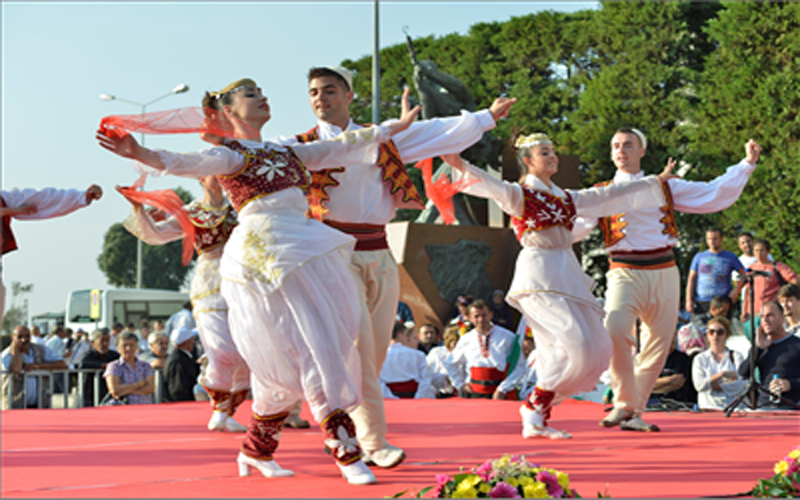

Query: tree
[
  {"left": 688, "top": 1, "right": 800, "bottom": 269},
  {"left": 2, "top": 281, "right": 33, "bottom": 335},
  {"left": 97, "top": 186, "right": 196, "bottom": 290}
]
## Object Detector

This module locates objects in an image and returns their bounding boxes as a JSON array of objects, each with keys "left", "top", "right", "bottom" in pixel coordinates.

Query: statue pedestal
[{"left": 387, "top": 222, "right": 520, "bottom": 332}]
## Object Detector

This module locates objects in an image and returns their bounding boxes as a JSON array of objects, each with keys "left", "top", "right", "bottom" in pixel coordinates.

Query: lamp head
[
  {"left": 173, "top": 84, "right": 190, "bottom": 94},
  {"left": 99, "top": 94, "right": 115, "bottom": 101}
]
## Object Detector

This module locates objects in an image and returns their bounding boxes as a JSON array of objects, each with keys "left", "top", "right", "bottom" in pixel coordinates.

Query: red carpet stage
[{"left": 2, "top": 398, "right": 797, "bottom": 498}]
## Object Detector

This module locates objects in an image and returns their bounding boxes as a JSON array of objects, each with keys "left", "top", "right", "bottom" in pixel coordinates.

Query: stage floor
[{"left": 2, "top": 398, "right": 797, "bottom": 498}]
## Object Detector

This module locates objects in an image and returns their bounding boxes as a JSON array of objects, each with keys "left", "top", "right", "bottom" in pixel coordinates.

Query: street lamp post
[{"left": 100, "top": 83, "right": 190, "bottom": 289}]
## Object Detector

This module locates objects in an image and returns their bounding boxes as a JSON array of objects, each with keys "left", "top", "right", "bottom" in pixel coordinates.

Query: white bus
[{"left": 65, "top": 288, "right": 189, "bottom": 333}]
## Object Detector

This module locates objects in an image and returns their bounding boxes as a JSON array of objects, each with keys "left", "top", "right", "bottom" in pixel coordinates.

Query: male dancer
[
  {"left": 2, "top": 185, "right": 103, "bottom": 323},
  {"left": 282, "top": 66, "right": 514, "bottom": 467},
  {"left": 573, "top": 128, "right": 761, "bottom": 431}
]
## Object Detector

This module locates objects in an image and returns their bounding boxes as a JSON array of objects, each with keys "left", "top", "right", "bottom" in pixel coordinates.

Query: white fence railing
[{"left": 1, "top": 368, "right": 165, "bottom": 409}]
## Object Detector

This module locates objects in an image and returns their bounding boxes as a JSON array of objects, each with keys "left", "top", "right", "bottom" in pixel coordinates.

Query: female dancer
[
  {"left": 441, "top": 133, "right": 674, "bottom": 439},
  {"left": 120, "top": 174, "right": 250, "bottom": 433},
  {"left": 97, "top": 78, "right": 420, "bottom": 484}
]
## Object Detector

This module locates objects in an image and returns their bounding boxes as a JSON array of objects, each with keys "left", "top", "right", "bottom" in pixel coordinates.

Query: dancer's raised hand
[{"left": 386, "top": 86, "right": 422, "bottom": 137}]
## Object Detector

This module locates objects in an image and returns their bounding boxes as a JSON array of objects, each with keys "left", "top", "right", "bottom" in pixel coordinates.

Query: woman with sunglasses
[{"left": 692, "top": 317, "right": 746, "bottom": 410}]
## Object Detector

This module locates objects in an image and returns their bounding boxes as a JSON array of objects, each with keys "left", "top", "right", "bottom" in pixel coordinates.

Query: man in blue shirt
[{"left": 685, "top": 228, "right": 744, "bottom": 318}]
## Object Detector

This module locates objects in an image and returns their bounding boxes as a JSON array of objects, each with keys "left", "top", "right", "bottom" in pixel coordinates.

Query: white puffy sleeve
[
  {"left": 147, "top": 147, "right": 246, "bottom": 178},
  {"left": 569, "top": 176, "right": 665, "bottom": 218},
  {"left": 2, "top": 188, "right": 88, "bottom": 221},
  {"left": 291, "top": 125, "right": 390, "bottom": 171},
  {"left": 123, "top": 205, "right": 185, "bottom": 246},
  {"left": 670, "top": 160, "right": 756, "bottom": 214},
  {"left": 449, "top": 159, "right": 525, "bottom": 217}
]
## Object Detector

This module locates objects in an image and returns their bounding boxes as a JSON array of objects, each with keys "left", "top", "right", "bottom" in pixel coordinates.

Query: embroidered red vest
[
  {"left": 216, "top": 140, "right": 310, "bottom": 212},
  {"left": 1, "top": 197, "right": 18, "bottom": 255},
  {"left": 294, "top": 126, "right": 424, "bottom": 221},
  {"left": 510, "top": 186, "right": 577, "bottom": 241},
  {"left": 186, "top": 204, "right": 238, "bottom": 255},
  {"left": 596, "top": 178, "right": 678, "bottom": 247}
]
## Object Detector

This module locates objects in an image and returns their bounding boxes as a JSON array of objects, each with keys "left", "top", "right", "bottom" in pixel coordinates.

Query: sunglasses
[{"left": 707, "top": 328, "right": 727, "bottom": 335}]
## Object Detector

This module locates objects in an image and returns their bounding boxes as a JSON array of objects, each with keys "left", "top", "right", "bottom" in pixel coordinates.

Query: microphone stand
[{"left": 724, "top": 272, "right": 800, "bottom": 416}]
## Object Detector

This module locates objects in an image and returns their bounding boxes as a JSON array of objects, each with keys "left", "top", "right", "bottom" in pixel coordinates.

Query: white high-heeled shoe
[
  {"left": 224, "top": 416, "right": 247, "bottom": 433},
  {"left": 208, "top": 410, "right": 228, "bottom": 432},
  {"left": 236, "top": 452, "right": 294, "bottom": 478},
  {"left": 338, "top": 460, "right": 377, "bottom": 485},
  {"left": 519, "top": 405, "right": 571, "bottom": 439}
]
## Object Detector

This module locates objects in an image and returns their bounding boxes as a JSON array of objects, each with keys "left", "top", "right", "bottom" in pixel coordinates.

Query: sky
[{"left": 2, "top": 1, "right": 597, "bottom": 320}]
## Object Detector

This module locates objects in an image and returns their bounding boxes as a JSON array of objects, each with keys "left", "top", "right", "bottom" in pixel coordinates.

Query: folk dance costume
[
  {"left": 283, "top": 106, "right": 497, "bottom": 464},
  {"left": 380, "top": 343, "right": 436, "bottom": 399},
  {"left": 445, "top": 325, "right": 526, "bottom": 400},
  {"left": 141, "top": 127, "right": 396, "bottom": 484},
  {"left": 426, "top": 345, "right": 454, "bottom": 396},
  {"left": 573, "top": 158, "right": 757, "bottom": 426},
  {"left": 123, "top": 200, "right": 250, "bottom": 432},
  {"left": 1, "top": 188, "right": 97, "bottom": 324},
  {"left": 449, "top": 159, "right": 667, "bottom": 439}
]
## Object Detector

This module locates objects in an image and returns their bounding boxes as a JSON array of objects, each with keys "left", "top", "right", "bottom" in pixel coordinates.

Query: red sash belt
[
  {"left": 386, "top": 380, "right": 418, "bottom": 399},
  {"left": 469, "top": 366, "right": 504, "bottom": 395},
  {"left": 324, "top": 220, "right": 388, "bottom": 251},
  {"left": 609, "top": 246, "right": 676, "bottom": 270}
]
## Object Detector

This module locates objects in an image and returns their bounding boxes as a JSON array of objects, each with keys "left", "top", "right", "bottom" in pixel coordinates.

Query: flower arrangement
[
  {"left": 394, "top": 455, "right": 581, "bottom": 498},
  {"left": 748, "top": 446, "right": 800, "bottom": 498}
]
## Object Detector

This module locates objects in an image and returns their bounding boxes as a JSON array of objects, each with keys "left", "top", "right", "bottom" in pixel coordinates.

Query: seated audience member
[
  {"left": 30, "top": 325, "right": 46, "bottom": 345},
  {"left": 692, "top": 317, "right": 746, "bottom": 410},
  {"left": 77, "top": 329, "right": 121, "bottom": 406},
  {"left": 380, "top": 322, "right": 435, "bottom": 399},
  {"left": 739, "top": 301, "right": 800, "bottom": 408},
  {"left": 417, "top": 323, "right": 443, "bottom": 356},
  {"left": 104, "top": 332, "right": 155, "bottom": 405},
  {"left": 489, "top": 289, "right": 513, "bottom": 330},
  {"left": 2, "top": 325, "right": 67, "bottom": 409},
  {"left": 778, "top": 283, "right": 800, "bottom": 337},
  {"left": 152, "top": 320, "right": 166, "bottom": 335},
  {"left": 139, "top": 332, "right": 169, "bottom": 370},
  {"left": 448, "top": 294, "right": 474, "bottom": 335},
  {"left": 519, "top": 332, "right": 538, "bottom": 400},
  {"left": 427, "top": 325, "right": 460, "bottom": 397},
  {"left": 649, "top": 333, "right": 696, "bottom": 407},
  {"left": 445, "top": 300, "right": 525, "bottom": 400},
  {"left": 164, "top": 327, "right": 201, "bottom": 402}
]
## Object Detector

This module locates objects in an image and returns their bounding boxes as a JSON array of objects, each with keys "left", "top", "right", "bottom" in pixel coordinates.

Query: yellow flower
[
  {"left": 789, "top": 449, "right": 800, "bottom": 460},
  {"left": 452, "top": 484, "right": 478, "bottom": 498},
  {"left": 479, "top": 483, "right": 492, "bottom": 494},
  {"left": 557, "top": 471, "right": 570, "bottom": 490},
  {"left": 523, "top": 481, "right": 550, "bottom": 498},
  {"left": 774, "top": 460, "right": 789, "bottom": 476},
  {"left": 506, "top": 477, "right": 520, "bottom": 488},
  {"left": 462, "top": 474, "right": 483, "bottom": 488},
  {"left": 518, "top": 476, "right": 535, "bottom": 487}
]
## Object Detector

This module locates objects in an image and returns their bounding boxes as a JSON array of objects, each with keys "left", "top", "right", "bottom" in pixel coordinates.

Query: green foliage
[
  {"left": 97, "top": 187, "right": 196, "bottom": 290},
  {"left": 750, "top": 472, "right": 800, "bottom": 498},
  {"left": 2, "top": 282, "right": 33, "bottom": 335},
  {"left": 338, "top": 2, "right": 798, "bottom": 292}
]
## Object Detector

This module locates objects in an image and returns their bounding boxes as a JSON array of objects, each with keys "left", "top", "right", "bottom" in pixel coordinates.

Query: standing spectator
[
  {"left": 66, "top": 328, "right": 90, "bottom": 367},
  {"left": 448, "top": 294, "right": 474, "bottom": 336},
  {"left": 380, "top": 323, "right": 435, "bottom": 399},
  {"left": 416, "top": 324, "right": 442, "bottom": 355},
  {"left": 692, "top": 317, "right": 745, "bottom": 410},
  {"left": 104, "top": 332, "right": 154, "bottom": 405},
  {"left": 77, "top": 329, "right": 120, "bottom": 406},
  {"left": 741, "top": 239, "right": 798, "bottom": 328},
  {"left": 2, "top": 325, "right": 66, "bottom": 409},
  {"left": 45, "top": 326, "right": 69, "bottom": 359},
  {"left": 685, "top": 228, "right": 743, "bottom": 317},
  {"left": 445, "top": 300, "right": 525, "bottom": 400},
  {"left": 138, "top": 320, "right": 152, "bottom": 355},
  {"left": 777, "top": 284, "right": 800, "bottom": 338},
  {"left": 108, "top": 323, "right": 124, "bottom": 352},
  {"left": 30, "top": 325, "right": 46, "bottom": 345},
  {"left": 396, "top": 301, "right": 415, "bottom": 325},
  {"left": 489, "top": 289, "right": 513, "bottom": 330},
  {"left": 164, "top": 302, "right": 196, "bottom": 343},
  {"left": 427, "top": 325, "right": 460, "bottom": 398},
  {"left": 139, "top": 332, "right": 169, "bottom": 370},
  {"left": 164, "top": 327, "right": 201, "bottom": 402},
  {"left": 739, "top": 301, "right": 800, "bottom": 408}
]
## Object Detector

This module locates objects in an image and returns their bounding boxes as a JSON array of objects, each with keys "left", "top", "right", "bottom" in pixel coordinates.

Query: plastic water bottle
[{"left": 769, "top": 374, "right": 781, "bottom": 405}]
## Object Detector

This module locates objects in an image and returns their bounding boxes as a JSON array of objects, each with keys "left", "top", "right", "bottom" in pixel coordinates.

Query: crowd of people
[{"left": 2, "top": 61, "right": 796, "bottom": 487}]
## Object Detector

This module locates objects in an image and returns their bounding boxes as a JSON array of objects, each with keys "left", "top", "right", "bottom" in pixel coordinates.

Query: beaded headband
[
  {"left": 211, "top": 78, "right": 258, "bottom": 100},
  {"left": 515, "top": 133, "right": 552, "bottom": 150}
]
